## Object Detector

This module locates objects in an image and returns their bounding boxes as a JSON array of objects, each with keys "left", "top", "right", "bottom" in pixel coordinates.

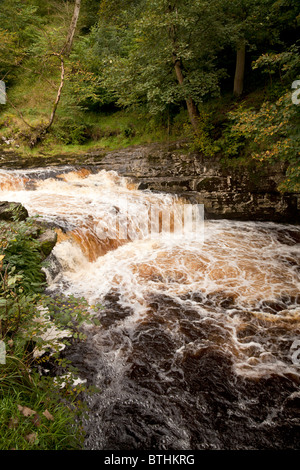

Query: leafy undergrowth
[
  {"left": 0, "top": 370, "right": 86, "bottom": 450},
  {"left": 0, "top": 99, "right": 187, "bottom": 158},
  {"left": 0, "top": 212, "right": 100, "bottom": 450},
  {"left": 187, "top": 50, "right": 300, "bottom": 193}
]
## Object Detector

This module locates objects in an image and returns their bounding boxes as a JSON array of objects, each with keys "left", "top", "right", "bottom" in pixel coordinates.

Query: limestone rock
[
  {"left": 1, "top": 142, "right": 299, "bottom": 223},
  {"left": 0, "top": 201, "right": 28, "bottom": 221},
  {"left": 38, "top": 229, "right": 58, "bottom": 257}
]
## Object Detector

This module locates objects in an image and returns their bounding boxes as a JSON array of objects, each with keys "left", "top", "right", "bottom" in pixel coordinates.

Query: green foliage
[
  {"left": 0, "top": 29, "right": 22, "bottom": 81},
  {"left": 188, "top": 107, "right": 221, "bottom": 156},
  {"left": 0, "top": 0, "right": 94, "bottom": 143},
  {"left": 222, "top": 46, "right": 300, "bottom": 191},
  {"left": 0, "top": 0, "right": 299, "bottom": 171},
  {"left": 252, "top": 44, "right": 300, "bottom": 92},
  {"left": 0, "top": 367, "right": 87, "bottom": 450},
  {"left": 52, "top": 116, "right": 89, "bottom": 145},
  {"left": 0, "top": 215, "right": 98, "bottom": 350},
  {"left": 88, "top": 0, "right": 227, "bottom": 115},
  {"left": 0, "top": 218, "right": 51, "bottom": 350},
  {"left": 0, "top": 215, "right": 100, "bottom": 449},
  {"left": 221, "top": 91, "right": 300, "bottom": 191},
  {"left": 0, "top": 217, "right": 45, "bottom": 294},
  {"left": 217, "top": 0, "right": 276, "bottom": 46},
  {"left": 0, "top": 392, "right": 84, "bottom": 450},
  {"left": 0, "top": 0, "right": 46, "bottom": 81},
  {"left": 43, "top": 294, "right": 100, "bottom": 334}
]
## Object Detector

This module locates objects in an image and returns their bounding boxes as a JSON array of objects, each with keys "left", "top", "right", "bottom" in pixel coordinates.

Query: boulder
[
  {"left": 38, "top": 229, "right": 58, "bottom": 258},
  {"left": 0, "top": 201, "right": 28, "bottom": 221}
]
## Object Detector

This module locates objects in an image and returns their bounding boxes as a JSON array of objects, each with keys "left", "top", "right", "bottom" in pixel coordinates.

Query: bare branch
[{"left": 44, "top": 53, "right": 65, "bottom": 132}]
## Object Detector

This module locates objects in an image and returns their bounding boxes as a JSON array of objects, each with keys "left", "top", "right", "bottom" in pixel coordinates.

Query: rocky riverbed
[{"left": 1, "top": 141, "right": 299, "bottom": 223}]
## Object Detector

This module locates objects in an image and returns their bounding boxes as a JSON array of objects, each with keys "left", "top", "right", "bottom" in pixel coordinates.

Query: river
[{"left": 0, "top": 165, "right": 300, "bottom": 450}]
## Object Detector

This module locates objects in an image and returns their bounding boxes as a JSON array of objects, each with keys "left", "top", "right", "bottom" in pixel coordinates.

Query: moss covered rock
[
  {"left": 0, "top": 201, "right": 28, "bottom": 221},
  {"left": 38, "top": 229, "right": 58, "bottom": 258}
]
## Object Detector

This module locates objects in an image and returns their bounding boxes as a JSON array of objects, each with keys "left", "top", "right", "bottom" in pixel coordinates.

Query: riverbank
[{"left": 0, "top": 204, "right": 95, "bottom": 450}]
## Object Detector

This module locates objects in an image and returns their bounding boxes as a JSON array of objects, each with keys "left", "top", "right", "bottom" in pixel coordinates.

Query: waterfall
[{"left": 1, "top": 165, "right": 300, "bottom": 450}]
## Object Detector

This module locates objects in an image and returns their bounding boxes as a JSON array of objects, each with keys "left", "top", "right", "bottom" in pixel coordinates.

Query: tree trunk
[
  {"left": 45, "top": 54, "right": 65, "bottom": 131},
  {"left": 173, "top": 57, "right": 199, "bottom": 132},
  {"left": 29, "top": 54, "right": 65, "bottom": 147},
  {"left": 61, "top": 0, "right": 81, "bottom": 56},
  {"left": 168, "top": 4, "right": 199, "bottom": 133},
  {"left": 233, "top": 40, "right": 246, "bottom": 97},
  {"left": 24, "top": 0, "right": 81, "bottom": 147}
]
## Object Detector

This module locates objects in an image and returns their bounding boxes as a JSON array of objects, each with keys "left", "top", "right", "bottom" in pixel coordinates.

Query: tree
[
  {"left": 167, "top": 1, "right": 200, "bottom": 131},
  {"left": 215, "top": 0, "right": 272, "bottom": 97},
  {"left": 0, "top": 1, "right": 43, "bottom": 82},
  {"left": 224, "top": 46, "right": 300, "bottom": 191},
  {"left": 41, "top": 0, "right": 82, "bottom": 137},
  {"left": 218, "top": 0, "right": 300, "bottom": 97},
  {"left": 234, "top": 40, "right": 246, "bottom": 97},
  {"left": 92, "top": 0, "right": 226, "bottom": 132},
  {"left": 0, "top": 0, "right": 83, "bottom": 145}
]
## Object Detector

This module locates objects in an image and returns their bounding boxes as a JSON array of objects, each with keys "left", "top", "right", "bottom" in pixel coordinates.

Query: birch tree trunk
[
  {"left": 30, "top": 0, "right": 81, "bottom": 146},
  {"left": 61, "top": 0, "right": 81, "bottom": 56},
  {"left": 45, "top": 54, "right": 65, "bottom": 131}
]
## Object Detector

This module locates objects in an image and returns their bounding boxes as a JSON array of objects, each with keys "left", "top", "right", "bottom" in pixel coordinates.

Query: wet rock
[
  {"left": 1, "top": 142, "right": 299, "bottom": 223},
  {"left": 284, "top": 392, "right": 300, "bottom": 414},
  {"left": 43, "top": 252, "right": 62, "bottom": 283},
  {"left": 37, "top": 228, "right": 57, "bottom": 257},
  {"left": 80, "top": 142, "right": 299, "bottom": 224},
  {"left": 100, "top": 290, "right": 134, "bottom": 328},
  {"left": 0, "top": 201, "right": 28, "bottom": 221}
]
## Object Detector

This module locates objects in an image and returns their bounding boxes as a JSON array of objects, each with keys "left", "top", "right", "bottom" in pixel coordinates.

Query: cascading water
[{"left": 1, "top": 166, "right": 300, "bottom": 450}]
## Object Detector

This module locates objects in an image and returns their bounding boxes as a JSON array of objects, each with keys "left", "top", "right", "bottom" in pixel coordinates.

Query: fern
[{"left": 0, "top": 218, "right": 45, "bottom": 294}]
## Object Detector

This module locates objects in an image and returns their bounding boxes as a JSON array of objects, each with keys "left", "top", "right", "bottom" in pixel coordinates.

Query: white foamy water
[{"left": 1, "top": 166, "right": 300, "bottom": 380}]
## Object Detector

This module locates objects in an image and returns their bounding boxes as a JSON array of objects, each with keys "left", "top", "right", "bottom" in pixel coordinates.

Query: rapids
[{"left": 0, "top": 166, "right": 299, "bottom": 449}]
